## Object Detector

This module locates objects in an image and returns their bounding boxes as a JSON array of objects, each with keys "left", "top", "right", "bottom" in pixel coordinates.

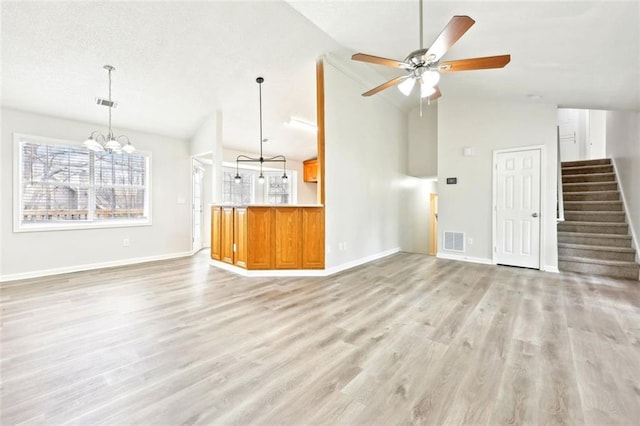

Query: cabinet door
[
  {"left": 211, "top": 206, "right": 221, "bottom": 260},
  {"left": 303, "top": 160, "right": 318, "bottom": 183},
  {"left": 274, "top": 208, "right": 301, "bottom": 269},
  {"left": 234, "top": 208, "right": 247, "bottom": 268},
  {"left": 221, "top": 207, "right": 234, "bottom": 264},
  {"left": 302, "top": 208, "right": 325, "bottom": 269},
  {"left": 247, "top": 207, "right": 272, "bottom": 269}
]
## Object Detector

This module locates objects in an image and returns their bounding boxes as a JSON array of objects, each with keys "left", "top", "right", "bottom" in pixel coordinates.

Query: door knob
[{"left": 532, "top": 212, "right": 539, "bottom": 218}]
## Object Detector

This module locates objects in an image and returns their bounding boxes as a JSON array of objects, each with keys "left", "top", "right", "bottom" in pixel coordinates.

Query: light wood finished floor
[{"left": 2, "top": 252, "right": 640, "bottom": 425}]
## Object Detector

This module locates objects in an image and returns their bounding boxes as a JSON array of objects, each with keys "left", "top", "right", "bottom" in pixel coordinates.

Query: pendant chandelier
[
  {"left": 235, "top": 77, "right": 287, "bottom": 184},
  {"left": 83, "top": 65, "right": 135, "bottom": 154}
]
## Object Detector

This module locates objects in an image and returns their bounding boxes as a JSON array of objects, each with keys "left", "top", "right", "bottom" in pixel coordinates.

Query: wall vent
[{"left": 443, "top": 231, "right": 465, "bottom": 252}]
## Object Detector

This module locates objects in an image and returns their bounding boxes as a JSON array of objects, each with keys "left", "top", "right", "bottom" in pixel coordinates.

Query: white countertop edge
[{"left": 209, "top": 204, "right": 323, "bottom": 208}]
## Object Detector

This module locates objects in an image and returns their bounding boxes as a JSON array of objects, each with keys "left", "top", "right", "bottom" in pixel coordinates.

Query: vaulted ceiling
[{"left": 2, "top": 1, "right": 639, "bottom": 161}]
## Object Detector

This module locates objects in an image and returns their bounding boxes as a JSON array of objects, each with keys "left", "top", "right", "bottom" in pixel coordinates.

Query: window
[
  {"left": 15, "top": 134, "right": 151, "bottom": 231},
  {"left": 266, "top": 174, "right": 290, "bottom": 204},
  {"left": 222, "top": 164, "right": 295, "bottom": 205},
  {"left": 222, "top": 169, "right": 254, "bottom": 205}
]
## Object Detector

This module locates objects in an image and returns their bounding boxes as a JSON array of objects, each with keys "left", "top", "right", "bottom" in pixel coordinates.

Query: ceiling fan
[{"left": 351, "top": 0, "right": 511, "bottom": 100}]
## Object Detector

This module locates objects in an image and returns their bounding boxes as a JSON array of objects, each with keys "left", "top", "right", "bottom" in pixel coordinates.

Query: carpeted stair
[{"left": 558, "top": 158, "right": 639, "bottom": 280}]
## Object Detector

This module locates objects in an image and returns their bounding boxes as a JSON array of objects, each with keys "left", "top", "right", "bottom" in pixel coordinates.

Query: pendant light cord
[
  {"left": 108, "top": 68, "right": 112, "bottom": 138},
  {"left": 419, "top": 0, "right": 423, "bottom": 50},
  {"left": 259, "top": 79, "right": 263, "bottom": 160}
]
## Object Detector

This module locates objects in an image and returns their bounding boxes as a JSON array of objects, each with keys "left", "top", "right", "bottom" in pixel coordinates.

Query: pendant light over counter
[{"left": 234, "top": 77, "right": 287, "bottom": 184}]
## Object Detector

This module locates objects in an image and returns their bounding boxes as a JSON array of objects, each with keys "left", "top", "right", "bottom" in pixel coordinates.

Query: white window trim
[{"left": 13, "top": 132, "right": 153, "bottom": 232}]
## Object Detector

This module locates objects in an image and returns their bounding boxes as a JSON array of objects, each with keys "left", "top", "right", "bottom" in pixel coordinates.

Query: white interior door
[
  {"left": 192, "top": 161, "right": 204, "bottom": 253},
  {"left": 557, "top": 108, "right": 579, "bottom": 161},
  {"left": 495, "top": 148, "right": 541, "bottom": 269}
]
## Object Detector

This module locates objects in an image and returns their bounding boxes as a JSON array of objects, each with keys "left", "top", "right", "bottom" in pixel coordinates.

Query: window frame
[
  {"left": 221, "top": 162, "right": 297, "bottom": 205},
  {"left": 13, "top": 133, "right": 153, "bottom": 232}
]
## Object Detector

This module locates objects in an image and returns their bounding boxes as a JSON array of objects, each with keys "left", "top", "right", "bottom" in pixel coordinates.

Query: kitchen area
[{"left": 211, "top": 159, "right": 325, "bottom": 270}]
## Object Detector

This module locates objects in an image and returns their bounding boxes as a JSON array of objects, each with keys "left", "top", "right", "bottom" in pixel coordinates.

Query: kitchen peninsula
[{"left": 210, "top": 205, "right": 324, "bottom": 270}]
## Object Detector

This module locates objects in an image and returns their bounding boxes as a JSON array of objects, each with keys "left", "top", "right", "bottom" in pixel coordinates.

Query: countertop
[{"left": 210, "top": 204, "right": 323, "bottom": 208}]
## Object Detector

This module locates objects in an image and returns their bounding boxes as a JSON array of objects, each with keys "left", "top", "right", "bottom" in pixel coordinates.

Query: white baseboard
[
  {"left": 0, "top": 251, "right": 193, "bottom": 283},
  {"left": 208, "top": 260, "right": 329, "bottom": 277},
  {"left": 324, "top": 248, "right": 401, "bottom": 276},
  {"left": 436, "top": 252, "right": 494, "bottom": 265},
  {"left": 611, "top": 158, "right": 640, "bottom": 263},
  {"left": 209, "top": 248, "right": 401, "bottom": 277},
  {"left": 437, "top": 253, "right": 559, "bottom": 273}
]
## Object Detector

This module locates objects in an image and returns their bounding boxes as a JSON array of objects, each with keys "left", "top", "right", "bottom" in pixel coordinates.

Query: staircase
[{"left": 558, "top": 158, "right": 640, "bottom": 280}]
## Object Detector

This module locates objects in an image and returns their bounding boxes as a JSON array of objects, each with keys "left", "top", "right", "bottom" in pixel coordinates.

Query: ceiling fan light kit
[
  {"left": 420, "top": 82, "right": 436, "bottom": 98},
  {"left": 351, "top": 0, "right": 510, "bottom": 101},
  {"left": 235, "top": 77, "right": 288, "bottom": 185},
  {"left": 83, "top": 65, "right": 136, "bottom": 154},
  {"left": 398, "top": 77, "right": 415, "bottom": 96}
]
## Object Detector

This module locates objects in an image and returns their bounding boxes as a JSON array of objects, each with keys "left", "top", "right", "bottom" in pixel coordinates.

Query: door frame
[
  {"left": 429, "top": 193, "right": 438, "bottom": 256},
  {"left": 191, "top": 157, "right": 205, "bottom": 254},
  {"left": 491, "top": 144, "right": 546, "bottom": 269}
]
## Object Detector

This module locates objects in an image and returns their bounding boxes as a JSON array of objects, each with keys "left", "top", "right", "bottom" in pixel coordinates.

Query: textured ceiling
[
  {"left": 1, "top": 1, "right": 339, "bottom": 160},
  {"left": 289, "top": 0, "right": 640, "bottom": 112},
  {"left": 2, "top": 1, "right": 639, "bottom": 161}
]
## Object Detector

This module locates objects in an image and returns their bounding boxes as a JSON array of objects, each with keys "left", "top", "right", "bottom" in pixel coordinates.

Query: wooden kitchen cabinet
[
  {"left": 210, "top": 206, "right": 221, "bottom": 260},
  {"left": 234, "top": 207, "right": 247, "bottom": 268},
  {"left": 210, "top": 205, "right": 324, "bottom": 270},
  {"left": 303, "top": 159, "right": 318, "bottom": 183},
  {"left": 274, "top": 207, "right": 302, "bottom": 269},
  {"left": 301, "top": 207, "right": 325, "bottom": 269},
  {"left": 247, "top": 207, "right": 273, "bottom": 269},
  {"left": 220, "top": 207, "right": 235, "bottom": 264}
]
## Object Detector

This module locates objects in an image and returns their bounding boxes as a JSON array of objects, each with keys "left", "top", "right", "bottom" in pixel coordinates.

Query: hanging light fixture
[
  {"left": 83, "top": 65, "right": 135, "bottom": 154},
  {"left": 398, "top": 77, "right": 416, "bottom": 96},
  {"left": 235, "top": 77, "right": 288, "bottom": 185}
]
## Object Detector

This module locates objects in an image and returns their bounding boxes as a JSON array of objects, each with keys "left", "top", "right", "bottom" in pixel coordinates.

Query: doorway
[
  {"left": 192, "top": 159, "right": 205, "bottom": 253},
  {"left": 493, "top": 147, "right": 542, "bottom": 269},
  {"left": 429, "top": 193, "right": 438, "bottom": 256}
]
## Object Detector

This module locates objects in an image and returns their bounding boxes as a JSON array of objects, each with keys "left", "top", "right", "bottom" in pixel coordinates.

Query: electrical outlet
[
  {"left": 467, "top": 237, "right": 473, "bottom": 245},
  {"left": 123, "top": 238, "right": 130, "bottom": 247}
]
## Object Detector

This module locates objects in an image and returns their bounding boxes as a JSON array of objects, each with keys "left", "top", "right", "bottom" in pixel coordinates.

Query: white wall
[
  {"left": 323, "top": 59, "right": 406, "bottom": 269},
  {"left": 0, "top": 108, "right": 192, "bottom": 280},
  {"left": 222, "top": 148, "right": 317, "bottom": 205},
  {"left": 437, "top": 98, "right": 558, "bottom": 270},
  {"left": 408, "top": 104, "right": 437, "bottom": 178},
  {"left": 190, "top": 111, "right": 223, "bottom": 204},
  {"left": 190, "top": 114, "right": 217, "bottom": 156},
  {"left": 606, "top": 110, "right": 640, "bottom": 257}
]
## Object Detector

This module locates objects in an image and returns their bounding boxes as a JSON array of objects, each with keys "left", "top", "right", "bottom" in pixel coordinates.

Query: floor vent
[{"left": 444, "top": 231, "right": 465, "bottom": 252}]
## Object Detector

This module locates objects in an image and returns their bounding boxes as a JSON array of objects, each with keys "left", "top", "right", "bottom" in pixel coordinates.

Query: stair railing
[{"left": 557, "top": 125, "right": 565, "bottom": 222}]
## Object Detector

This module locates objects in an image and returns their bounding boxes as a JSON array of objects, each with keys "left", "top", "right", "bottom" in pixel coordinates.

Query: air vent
[
  {"left": 95, "top": 97, "right": 118, "bottom": 108},
  {"left": 444, "top": 231, "right": 465, "bottom": 252}
]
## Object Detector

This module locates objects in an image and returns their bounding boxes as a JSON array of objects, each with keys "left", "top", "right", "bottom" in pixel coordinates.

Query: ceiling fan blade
[
  {"left": 438, "top": 54, "right": 511, "bottom": 72},
  {"left": 362, "top": 75, "right": 411, "bottom": 97},
  {"left": 426, "top": 16, "right": 475, "bottom": 61},
  {"left": 352, "top": 53, "right": 412, "bottom": 70}
]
